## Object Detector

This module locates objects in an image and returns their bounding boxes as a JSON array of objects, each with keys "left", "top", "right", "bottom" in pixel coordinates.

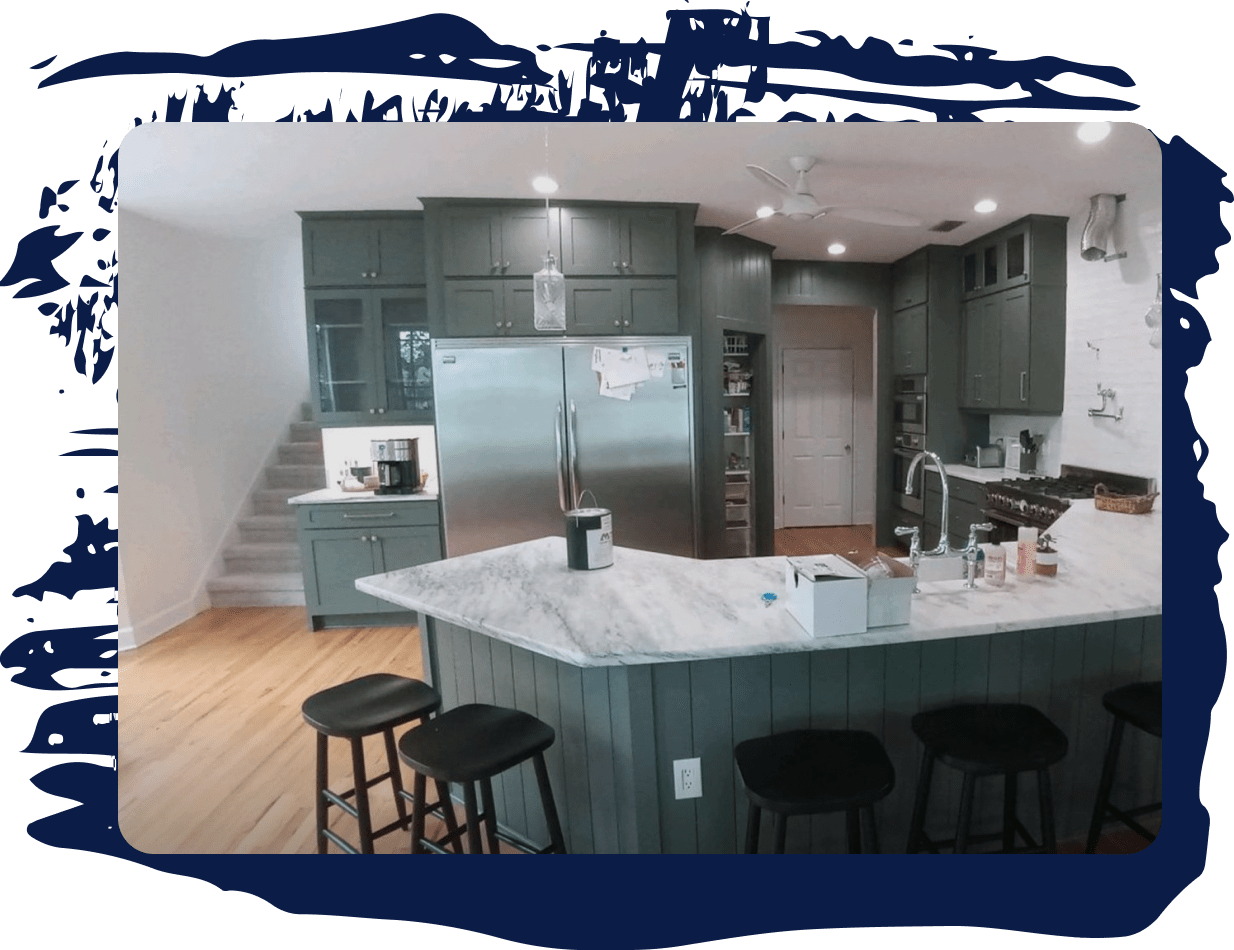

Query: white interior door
[{"left": 782, "top": 348, "right": 854, "bottom": 527}]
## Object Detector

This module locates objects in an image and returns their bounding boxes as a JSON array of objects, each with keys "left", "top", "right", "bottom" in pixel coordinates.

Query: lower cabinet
[
  {"left": 296, "top": 501, "right": 442, "bottom": 629},
  {"left": 925, "top": 472, "right": 989, "bottom": 549}
]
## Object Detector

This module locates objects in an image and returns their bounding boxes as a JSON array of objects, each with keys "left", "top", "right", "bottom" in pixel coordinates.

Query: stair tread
[
  {"left": 225, "top": 541, "right": 300, "bottom": 555},
  {"left": 239, "top": 513, "right": 297, "bottom": 525},
  {"left": 208, "top": 572, "right": 305, "bottom": 592}
]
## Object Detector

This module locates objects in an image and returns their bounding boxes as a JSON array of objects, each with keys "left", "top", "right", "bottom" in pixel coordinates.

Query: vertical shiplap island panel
[{"left": 421, "top": 616, "right": 1161, "bottom": 853}]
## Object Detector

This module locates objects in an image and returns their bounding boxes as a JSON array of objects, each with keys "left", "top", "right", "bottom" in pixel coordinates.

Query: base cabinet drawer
[
  {"left": 298, "top": 501, "right": 438, "bottom": 530},
  {"left": 297, "top": 504, "right": 442, "bottom": 628}
]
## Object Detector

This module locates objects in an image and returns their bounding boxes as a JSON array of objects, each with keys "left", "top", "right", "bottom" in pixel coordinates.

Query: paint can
[{"left": 565, "top": 490, "right": 613, "bottom": 570}]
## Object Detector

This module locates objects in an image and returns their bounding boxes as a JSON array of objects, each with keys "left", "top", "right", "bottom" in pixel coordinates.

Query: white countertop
[
  {"left": 944, "top": 463, "right": 1025, "bottom": 485},
  {"left": 288, "top": 488, "right": 439, "bottom": 505},
  {"left": 357, "top": 498, "right": 1160, "bottom": 668}
]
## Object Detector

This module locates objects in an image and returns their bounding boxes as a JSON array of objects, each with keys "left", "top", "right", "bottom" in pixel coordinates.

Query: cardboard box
[
  {"left": 784, "top": 555, "right": 868, "bottom": 637},
  {"left": 862, "top": 554, "right": 915, "bottom": 628}
]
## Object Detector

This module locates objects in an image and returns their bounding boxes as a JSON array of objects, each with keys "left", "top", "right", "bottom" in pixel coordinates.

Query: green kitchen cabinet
[
  {"left": 307, "top": 287, "right": 433, "bottom": 423},
  {"left": 559, "top": 205, "right": 678, "bottom": 276},
  {"left": 960, "top": 215, "right": 1066, "bottom": 301},
  {"left": 439, "top": 204, "right": 561, "bottom": 277},
  {"left": 441, "top": 280, "right": 539, "bottom": 336},
  {"left": 890, "top": 248, "right": 929, "bottom": 311},
  {"left": 297, "top": 501, "right": 442, "bottom": 629},
  {"left": 959, "top": 283, "right": 1065, "bottom": 413},
  {"left": 301, "top": 213, "right": 426, "bottom": 288},
  {"left": 565, "top": 278, "right": 679, "bottom": 335},
  {"left": 891, "top": 302, "right": 928, "bottom": 376}
]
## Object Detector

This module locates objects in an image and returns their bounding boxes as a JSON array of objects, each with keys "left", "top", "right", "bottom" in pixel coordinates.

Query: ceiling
[{"left": 122, "top": 120, "right": 1161, "bottom": 263}]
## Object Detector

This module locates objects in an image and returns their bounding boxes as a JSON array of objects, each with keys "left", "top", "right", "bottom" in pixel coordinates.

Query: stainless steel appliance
[
  {"left": 432, "top": 337, "right": 697, "bottom": 558},
  {"left": 892, "top": 375, "right": 927, "bottom": 434},
  {"left": 892, "top": 430, "right": 926, "bottom": 515},
  {"left": 371, "top": 438, "right": 421, "bottom": 495},
  {"left": 983, "top": 464, "right": 1157, "bottom": 544}
]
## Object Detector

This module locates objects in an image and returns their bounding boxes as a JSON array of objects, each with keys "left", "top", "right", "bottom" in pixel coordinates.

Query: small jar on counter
[
  {"left": 1017, "top": 527, "right": 1038, "bottom": 579},
  {"left": 983, "top": 544, "right": 1006, "bottom": 587}
]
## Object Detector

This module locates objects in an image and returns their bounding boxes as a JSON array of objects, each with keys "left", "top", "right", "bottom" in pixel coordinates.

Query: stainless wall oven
[
  {"left": 892, "top": 430, "right": 926, "bottom": 515},
  {"left": 892, "top": 375, "right": 927, "bottom": 434}
]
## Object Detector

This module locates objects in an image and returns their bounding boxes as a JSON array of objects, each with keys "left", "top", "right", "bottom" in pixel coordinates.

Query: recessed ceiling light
[
  {"left": 828, "top": 242, "right": 847, "bottom": 255},
  {"left": 532, "top": 175, "right": 558, "bottom": 194},
  {"left": 756, "top": 205, "right": 776, "bottom": 219},
  {"left": 1077, "top": 122, "right": 1112, "bottom": 144},
  {"left": 974, "top": 199, "right": 998, "bottom": 214}
]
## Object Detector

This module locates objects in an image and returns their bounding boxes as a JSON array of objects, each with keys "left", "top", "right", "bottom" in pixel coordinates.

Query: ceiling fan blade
[
  {"left": 721, "top": 214, "right": 771, "bottom": 236},
  {"left": 824, "top": 206, "right": 923, "bottom": 228},
  {"left": 745, "top": 164, "right": 794, "bottom": 196}
]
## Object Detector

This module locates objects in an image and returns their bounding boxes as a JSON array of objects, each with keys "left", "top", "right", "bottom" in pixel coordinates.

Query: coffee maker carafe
[{"left": 370, "top": 439, "right": 421, "bottom": 495}]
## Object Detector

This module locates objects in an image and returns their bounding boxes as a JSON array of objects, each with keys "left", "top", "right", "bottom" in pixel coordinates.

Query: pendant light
[{"left": 533, "top": 127, "right": 566, "bottom": 331}]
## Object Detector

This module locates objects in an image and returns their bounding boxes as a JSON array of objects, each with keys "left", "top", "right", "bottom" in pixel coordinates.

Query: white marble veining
[
  {"left": 287, "top": 488, "right": 438, "bottom": 505},
  {"left": 357, "top": 498, "right": 1161, "bottom": 668}
]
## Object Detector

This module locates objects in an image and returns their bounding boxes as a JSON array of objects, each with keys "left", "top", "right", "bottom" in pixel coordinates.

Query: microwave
[{"left": 893, "top": 375, "right": 927, "bottom": 434}]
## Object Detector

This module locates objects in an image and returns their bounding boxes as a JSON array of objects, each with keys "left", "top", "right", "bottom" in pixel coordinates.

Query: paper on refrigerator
[{"left": 592, "top": 346, "right": 650, "bottom": 400}]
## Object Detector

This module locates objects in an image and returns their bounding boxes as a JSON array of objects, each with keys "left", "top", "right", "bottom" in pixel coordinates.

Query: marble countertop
[
  {"left": 288, "top": 488, "right": 439, "bottom": 505},
  {"left": 357, "top": 498, "right": 1161, "bottom": 668}
]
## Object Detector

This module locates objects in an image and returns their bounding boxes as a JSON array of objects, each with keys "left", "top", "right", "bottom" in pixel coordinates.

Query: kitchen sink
[{"left": 895, "top": 554, "right": 967, "bottom": 583}]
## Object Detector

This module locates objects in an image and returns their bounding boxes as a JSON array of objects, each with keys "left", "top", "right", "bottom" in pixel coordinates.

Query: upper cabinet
[
  {"left": 425, "top": 199, "right": 695, "bottom": 338},
  {"left": 559, "top": 206, "right": 678, "bottom": 276},
  {"left": 298, "top": 212, "right": 433, "bottom": 425},
  {"left": 959, "top": 215, "right": 1065, "bottom": 301},
  {"left": 439, "top": 204, "right": 560, "bottom": 278},
  {"left": 957, "top": 215, "right": 1067, "bottom": 413},
  {"left": 301, "top": 213, "right": 426, "bottom": 287},
  {"left": 890, "top": 250, "right": 929, "bottom": 311}
]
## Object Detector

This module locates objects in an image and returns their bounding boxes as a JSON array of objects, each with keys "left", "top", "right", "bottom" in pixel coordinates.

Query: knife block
[{"left": 1018, "top": 449, "right": 1038, "bottom": 474}]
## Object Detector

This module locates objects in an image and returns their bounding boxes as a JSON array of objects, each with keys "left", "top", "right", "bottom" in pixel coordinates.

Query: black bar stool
[
  {"left": 906, "top": 703, "right": 1068, "bottom": 854},
  {"left": 1085, "top": 680, "right": 1162, "bottom": 853},
  {"left": 301, "top": 673, "right": 442, "bottom": 854},
  {"left": 734, "top": 729, "right": 895, "bottom": 853},
  {"left": 397, "top": 703, "right": 567, "bottom": 854}
]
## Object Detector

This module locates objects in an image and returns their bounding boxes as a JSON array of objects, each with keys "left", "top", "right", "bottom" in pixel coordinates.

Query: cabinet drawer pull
[
  {"left": 1020, "top": 371, "right": 1027, "bottom": 401},
  {"left": 342, "top": 512, "right": 398, "bottom": 519}
]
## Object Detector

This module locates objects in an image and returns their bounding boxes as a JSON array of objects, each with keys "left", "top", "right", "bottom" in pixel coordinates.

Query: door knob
[{"left": 845, "top": 444, "right": 852, "bottom": 453}]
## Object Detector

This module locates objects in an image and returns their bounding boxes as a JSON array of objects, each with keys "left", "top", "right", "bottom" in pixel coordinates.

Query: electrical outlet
[{"left": 673, "top": 757, "right": 702, "bottom": 800}]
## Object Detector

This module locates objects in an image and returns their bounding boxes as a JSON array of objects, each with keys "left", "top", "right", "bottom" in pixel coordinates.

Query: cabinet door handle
[
  {"left": 369, "top": 408, "right": 376, "bottom": 414},
  {"left": 496, "top": 320, "right": 503, "bottom": 329},
  {"left": 975, "top": 374, "right": 982, "bottom": 402},
  {"left": 1020, "top": 371, "right": 1027, "bottom": 401},
  {"left": 505, "top": 321, "right": 513, "bottom": 328},
  {"left": 612, "top": 260, "right": 620, "bottom": 270},
  {"left": 377, "top": 407, "right": 385, "bottom": 414},
  {"left": 359, "top": 534, "right": 369, "bottom": 542},
  {"left": 623, "top": 319, "right": 631, "bottom": 327},
  {"left": 503, "top": 260, "right": 510, "bottom": 269},
  {"left": 614, "top": 319, "right": 621, "bottom": 326}
]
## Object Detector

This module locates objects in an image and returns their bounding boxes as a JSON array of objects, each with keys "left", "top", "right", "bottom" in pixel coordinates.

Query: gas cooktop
[{"left": 986, "top": 465, "right": 1156, "bottom": 533}]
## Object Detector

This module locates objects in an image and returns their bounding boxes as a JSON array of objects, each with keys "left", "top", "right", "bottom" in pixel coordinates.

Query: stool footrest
[
  {"left": 322, "top": 788, "right": 360, "bottom": 820},
  {"left": 917, "top": 823, "right": 1043, "bottom": 854},
  {"left": 1102, "top": 801, "right": 1161, "bottom": 842},
  {"left": 321, "top": 828, "right": 360, "bottom": 854}
]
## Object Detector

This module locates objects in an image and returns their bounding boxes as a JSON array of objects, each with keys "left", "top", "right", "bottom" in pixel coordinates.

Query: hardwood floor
[
  {"left": 119, "top": 605, "right": 1152, "bottom": 855},
  {"left": 775, "top": 524, "right": 903, "bottom": 561},
  {"left": 118, "top": 607, "right": 471, "bottom": 854}
]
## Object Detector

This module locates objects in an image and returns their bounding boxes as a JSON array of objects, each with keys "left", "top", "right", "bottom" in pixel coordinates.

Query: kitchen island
[{"left": 358, "top": 500, "right": 1161, "bottom": 854}]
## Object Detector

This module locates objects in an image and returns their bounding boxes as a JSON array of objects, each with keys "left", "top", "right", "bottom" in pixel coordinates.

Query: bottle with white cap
[{"left": 1017, "top": 527, "right": 1038, "bottom": 579}]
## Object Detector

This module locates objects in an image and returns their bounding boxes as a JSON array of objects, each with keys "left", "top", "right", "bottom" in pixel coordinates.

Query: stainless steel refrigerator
[{"left": 432, "top": 337, "right": 697, "bottom": 558}]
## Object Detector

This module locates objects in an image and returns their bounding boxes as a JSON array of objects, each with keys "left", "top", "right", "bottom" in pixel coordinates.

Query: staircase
[{"left": 206, "top": 411, "right": 325, "bottom": 608}]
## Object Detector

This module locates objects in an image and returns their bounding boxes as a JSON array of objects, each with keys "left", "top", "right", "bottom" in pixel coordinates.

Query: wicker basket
[{"left": 1094, "top": 483, "right": 1158, "bottom": 514}]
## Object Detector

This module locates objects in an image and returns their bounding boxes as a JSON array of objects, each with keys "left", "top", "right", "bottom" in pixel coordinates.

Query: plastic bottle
[
  {"left": 1017, "top": 527, "right": 1038, "bottom": 579},
  {"left": 983, "top": 544, "right": 1006, "bottom": 587}
]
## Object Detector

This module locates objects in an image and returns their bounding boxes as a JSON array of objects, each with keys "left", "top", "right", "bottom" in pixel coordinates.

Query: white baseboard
[{"left": 117, "top": 590, "right": 211, "bottom": 651}]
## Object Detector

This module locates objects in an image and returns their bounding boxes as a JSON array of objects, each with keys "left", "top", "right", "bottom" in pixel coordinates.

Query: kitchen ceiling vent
[{"left": 927, "top": 219, "right": 967, "bottom": 233}]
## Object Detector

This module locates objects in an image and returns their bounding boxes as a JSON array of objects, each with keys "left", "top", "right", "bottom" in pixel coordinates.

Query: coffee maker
[{"left": 370, "top": 438, "right": 421, "bottom": 495}]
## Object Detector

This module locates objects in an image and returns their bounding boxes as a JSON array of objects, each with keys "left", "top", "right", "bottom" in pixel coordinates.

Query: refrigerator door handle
[
  {"left": 568, "top": 399, "right": 582, "bottom": 508},
  {"left": 555, "top": 402, "right": 568, "bottom": 512}
]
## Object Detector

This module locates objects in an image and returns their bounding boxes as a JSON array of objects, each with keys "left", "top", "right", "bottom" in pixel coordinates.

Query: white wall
[
  {"left": 118, "top": 211, "right": 307, "bottom": 647},
  {"left": 988, "top": 183, "right": 1162, "bottom": 487},
  {"left": 771, "top": 306, "right": 877, "bottom": 528},
  {"left": 321, "top": 425, "right": 439, "bottom": 494}
]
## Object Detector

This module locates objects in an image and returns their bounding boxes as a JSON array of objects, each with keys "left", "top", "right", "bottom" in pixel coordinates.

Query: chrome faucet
[
  {"left": 961, "top": 522, "right": 995, "bottom": 589},
  {"left": 904, "top": 450, "right": 952, "bottom": 556},
  {"left": 894, "top": 525, "right": 922, "bottom": 593}
]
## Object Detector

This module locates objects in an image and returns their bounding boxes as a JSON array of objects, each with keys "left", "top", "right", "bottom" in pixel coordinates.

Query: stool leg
[
  {"left": 1002, "top": 772, "right": 1018, "bottom": 853},
  {"left": 410, "top": 770, "right": 427, "bottom": 854},
  {"left": 532, "top": 753, "right": 567, "bottom": 855},
  {"left": 906, "top": 748, "right": 935, "bottom": 853},
  {"left": 479, "top": 778, "right": 501, "bottom": 854},
  {"left": 350, "top": 737, "right": 375, "bottom": 854},
  {"left": 954, "top": 773, "right": 977, "bottom": 854},
  {"left": 1086, "top": 716, "right": 1126, "bottom": 854},
  {"left": 435, "top": 780, "right": 464, "bottom": 853},
  {"left": 383, "top": 727, "right": 410, "bottom": 831},
  {"left": 744, "top": 801, "right": 761, "bottom": 854},
  {"left": 1037, "top": 768, "right": 1057, "bottom": 853},
  {"left": 314, "top": 731, "right": 329, "bottom": 855},
  {"left": 773, "top": 812, "right": 788, "bottom": 854},
  {"left": 861, "top": 805, "right": 881, "bottom": 854},
  {"left": 846, "top": 808, "right": 862, "bottom": 854},
  {"left": 462, "top": 782, "right": 483, "bottom": 854}
]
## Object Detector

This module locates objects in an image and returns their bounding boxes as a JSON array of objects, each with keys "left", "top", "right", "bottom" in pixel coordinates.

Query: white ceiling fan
[{"left": 722, "top": 156, "right": 923, "bottom": 236}]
